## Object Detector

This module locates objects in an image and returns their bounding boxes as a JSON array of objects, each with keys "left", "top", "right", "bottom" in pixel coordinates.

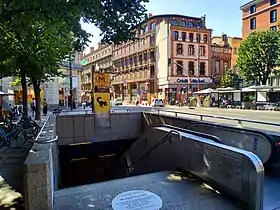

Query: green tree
[
  {"left": 220, "top": 69, "right": 241, "bottom": 89},
  {"left": 25, "top": 22, "right": 75, "bottom": 120},
  {"left": 0, "top": 0, "right": 148, "bottom": 117},
  {"left": 237, "top": 30, "right": 280, "bottom": 85}
]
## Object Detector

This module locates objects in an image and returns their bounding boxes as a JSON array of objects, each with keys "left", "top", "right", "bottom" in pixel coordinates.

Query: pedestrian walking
[{"left": 43, "top": 99, "right": 48, "bottom": 116}]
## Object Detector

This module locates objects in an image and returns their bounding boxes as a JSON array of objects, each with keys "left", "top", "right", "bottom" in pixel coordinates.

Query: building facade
[
  {"left": 2, "top": 52, "right": 83, "bottom": 106},
  {"left": 211, "top": 34, "right": 242, "bottom": 72},
  {"left": 241, "top": 0, "right": 280, "bottom": 87},
  {"left": 241, "top": 0, "right": 279, "bottom": 38},
  {"left": 210, "top": 40, "right": 232, "bottom": 86},
  {"left": 111, "top": 14, "right": 212, "bottom": 104},
  {"left": 81, "top": 44, "right": 113, "bottom": 100}
]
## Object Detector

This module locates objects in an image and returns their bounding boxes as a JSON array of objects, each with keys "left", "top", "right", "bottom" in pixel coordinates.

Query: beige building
[
  {"left": 112, "top": 14, "right": 213, "bottom": 104},
  {"left": 81, "top": 44, "right": 113, "bottom": 100}
]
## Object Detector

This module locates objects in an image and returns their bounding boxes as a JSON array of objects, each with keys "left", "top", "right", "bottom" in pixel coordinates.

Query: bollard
[
  {"left": 237, "top": 120, "right": 243, "bottom": 127},
  {"left": 200, "top": 115, "right": 203, "bottom": 121}
]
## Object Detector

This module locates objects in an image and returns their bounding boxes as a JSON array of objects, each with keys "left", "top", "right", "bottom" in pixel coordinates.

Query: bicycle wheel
[
  {"left": 0, "top": 135, "right": 11, "bottom": 149},
  {"left": 10, "top": 131, "right": 27, "bottom": 148},
  {"left": 23, "top": 128, "right": 38, "bottom": 140}
]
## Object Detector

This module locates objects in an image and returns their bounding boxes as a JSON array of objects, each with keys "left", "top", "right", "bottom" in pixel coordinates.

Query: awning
[{"left": 0, "top": 91, "right": 14, "bottom": 96}]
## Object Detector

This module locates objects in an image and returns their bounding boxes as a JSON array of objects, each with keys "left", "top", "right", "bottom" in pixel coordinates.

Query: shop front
[{"left": 162, "top": 77, "right": 213, "bottom": 103}]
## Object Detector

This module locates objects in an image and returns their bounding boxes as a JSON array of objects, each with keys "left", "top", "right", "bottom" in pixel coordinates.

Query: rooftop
[{"left": 240, "top": 0, "right": 265, "bottom": 10}]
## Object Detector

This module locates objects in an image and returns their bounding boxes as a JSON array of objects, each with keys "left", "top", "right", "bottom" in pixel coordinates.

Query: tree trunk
[
  {"left": 20, "top": 66, "right": 28, "bottom": 117},
  {"left": 33, "top": 82, "right": 41, "bottom": 121}
]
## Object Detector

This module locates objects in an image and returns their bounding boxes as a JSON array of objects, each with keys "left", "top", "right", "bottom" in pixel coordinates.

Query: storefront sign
[{"left": 175, "top": 78, "right": 212, "bottom": 84}]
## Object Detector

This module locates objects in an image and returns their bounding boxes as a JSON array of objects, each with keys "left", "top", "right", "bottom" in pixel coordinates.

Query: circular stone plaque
[{"left": 112, "top": 190, "right": 162, "bottom": 210}]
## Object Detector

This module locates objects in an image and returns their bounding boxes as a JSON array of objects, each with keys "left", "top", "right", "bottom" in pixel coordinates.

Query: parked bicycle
[{"left": 0, "top": 115, "right": 41, "bottom": 149}]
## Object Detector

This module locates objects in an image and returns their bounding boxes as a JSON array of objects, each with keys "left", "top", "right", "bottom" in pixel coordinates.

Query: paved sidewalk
[{"left": 0, "top": 114, "right": 48, "bottom": 209}]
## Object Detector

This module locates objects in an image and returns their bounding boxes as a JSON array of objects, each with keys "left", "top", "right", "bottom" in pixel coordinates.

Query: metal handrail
[
  {"left": 29, "top": 135, "right": 58, "bottom": 144},
  {"left": 127, "top": 129, "right": 182, "bottom": 172},
  {"left": 32, "top": 114, "right": 58, "bottom": 144},
  {"left": 154, "top": 109, "right": 280, "bottom": 128}
]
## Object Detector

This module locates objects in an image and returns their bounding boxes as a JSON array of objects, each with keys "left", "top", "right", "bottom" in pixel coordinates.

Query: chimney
[
  {"left": 90, "top": 47, "right": 94, "bottom": 52},
  {"left": 201, "top": 15, "right": 206, "bottom": 28},
  {"left": 222, "top": 34, "right": 227, "bottom": 42},
  {"left": 98, "top": 43, "right": 104, "bottom": 48},
  {"left": 148, "top": 13, "right": 153, "bottom": 18}
]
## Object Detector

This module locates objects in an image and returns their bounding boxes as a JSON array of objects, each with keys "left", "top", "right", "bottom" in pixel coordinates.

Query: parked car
[
  {"left": 112, "top": 99, "right": 123, "bottom": 106},
  {"left": 151, "top": 99, "right": 164, "bottom": 107}
]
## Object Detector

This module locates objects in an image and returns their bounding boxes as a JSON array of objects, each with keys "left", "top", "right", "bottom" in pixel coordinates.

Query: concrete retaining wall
[
  {"left": 56, "top": 113, "right": 142, "bottom": 145},
  {"left": 24, "top": 114, "right": 59, "bottom": 210}
]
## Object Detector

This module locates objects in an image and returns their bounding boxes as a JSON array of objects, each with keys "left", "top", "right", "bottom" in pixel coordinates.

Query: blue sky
[{"left": 82, "top": 0, "right": 249, "bottom": 52}]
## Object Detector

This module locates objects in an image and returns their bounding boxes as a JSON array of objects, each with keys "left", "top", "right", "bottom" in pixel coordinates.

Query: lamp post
[
  {"left": 69, "top": 53, "right": 73, "bottom": 111},
  {"left": 197, "top": 25, "right": 201, "bottom": 91}
]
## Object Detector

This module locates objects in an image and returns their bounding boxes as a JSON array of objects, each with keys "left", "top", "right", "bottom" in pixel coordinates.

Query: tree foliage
[
  {"left": 237, "top": 30, "right": 280, "bottom": 85},
  {"left": 220, "top": 69, "right": 241, "bottom": 89},
  {"left": 0, "top": 0, "right": 148, "bottom": 118}
]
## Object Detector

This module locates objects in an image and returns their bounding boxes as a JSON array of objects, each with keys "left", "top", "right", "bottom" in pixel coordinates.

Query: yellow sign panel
[
  {"left": 94, "top": 93, "right": 110, "bottom": 113},
  {"left": 94, "top": 73, "right": 110, "bottom": 87}
]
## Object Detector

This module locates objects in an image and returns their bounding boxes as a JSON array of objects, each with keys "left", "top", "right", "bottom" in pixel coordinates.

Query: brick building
[
  {"left": 241, "top": 0, "right": 280, "bottom": 89},
  {"left": 111, "top": 14, "right": 212, "bottom": 104},
  {"left": 240, "top": 0, "right": 279, "bottom": 38},
  {"left": 211, "top": 34, "right": 242, "bottom": 86}
]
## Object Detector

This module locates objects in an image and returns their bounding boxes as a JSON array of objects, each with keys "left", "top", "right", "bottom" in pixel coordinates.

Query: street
[
  {"left": 155, "top": 106, "right": 280, "bottom": 132},
  {"left": 74, "top": 105, "right": 280, "bottom": 132}
]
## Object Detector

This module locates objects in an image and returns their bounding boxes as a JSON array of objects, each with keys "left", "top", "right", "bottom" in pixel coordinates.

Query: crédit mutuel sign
[{"left": 175, "top": 78, "right": 212, "bottom": 84}]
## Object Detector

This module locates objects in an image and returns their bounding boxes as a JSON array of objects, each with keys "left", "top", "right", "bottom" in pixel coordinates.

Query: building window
[
  {"left": 199, "top": 46, "right": 206, "bottom": 56},
  {"left": 250, "top": 18, "right": 256, "bottom": 30},
  {"left": 250, "top": 5, "right": 256, "bottom": 14},
  {"left": 188, "top": 61, "right": 195, "bottom": 75},
  {"left": 182, "top": 32, "right": 186, "bottom": 41},
  {"left": 270, "top": 10, "right": 277, "bottom": 23},
  {"left": 189, "top": 33, "right": 194, "bottom": 42},
  {"left": 270, "top": 0, "right": 277, "bottom": 5},
  {"left": 150, "top": 22, "right": 156, "bottom": 30},
  {"left": 174, "top": 31, "right": 179, "bottom": 40},
  {"left": 233, "top": 47, "right": 237, "bottom": 54},
  {"left": 203, "top": 35, "right": 208, "bottom": 43},
  {"left": 170, "top": 20, "right": 178, "bottom": 25},
  {"left": 144, "top": 25, "right": 149, "bottom": 33},
  {"left": 188, "top": 22, "right": 194, "bottom": 28},
  {"left": 188, "top": 45, "right": 195, "bottom": 55},
  {"left": 199, "top": 62, "right": 206, "bottom": 75},
  {"left": 196, "top": 21, "right": 201, "bottom": 28},
  {"left": 196, "top": 34, "right": 201, "bottom": 42},
  {"left": 270, "top": 25, "right": 277, "bottom": 31},
  {"left": 233, "top": 66, "right": 237, "bottom": 73},
  {"left": 150, "top": 35, "right": 155, "bottom": 46},
  {"left": 176, "top": 44, "right": 183, "bottom": 55},
  {"left": 176, "top": 61, "right": 183, "bottom": 75},
  {"left": 181, "top": 21, "right": 186, "bottom": 27},
  {"left": 215, "top": 60, "right": 220, "bottom": 74}
]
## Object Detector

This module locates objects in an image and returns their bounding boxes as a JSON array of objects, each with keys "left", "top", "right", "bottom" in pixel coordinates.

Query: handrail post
[{"left": 237, "top": 120, "right": 243, "bottom": 127}]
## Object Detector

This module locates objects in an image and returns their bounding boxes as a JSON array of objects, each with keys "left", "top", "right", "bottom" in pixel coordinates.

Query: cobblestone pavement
[{"left": 0, "top": 115, "right": 48, "bottom": 209}]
